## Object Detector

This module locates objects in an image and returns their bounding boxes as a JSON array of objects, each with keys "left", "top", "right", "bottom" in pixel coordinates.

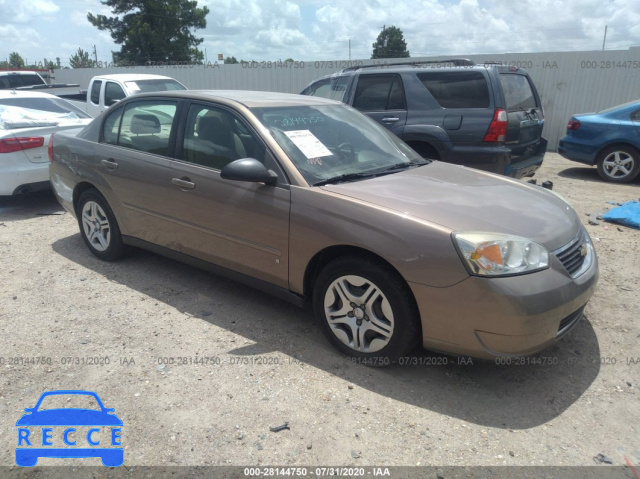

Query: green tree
[
  {"left": 224, "top": 56, "right": 239, "bottom": 64},
  {"left": 9, "top": 52, "right": 25, "bottom": 68},
  {"left": 69, "top": 48, "right": 96, "bottom": 68},
  {"left": 87, "top": 0, "right": 209, "bottom": 65},
  {"left": 371, "top": 26, "right": 410, "bottom": 59}
]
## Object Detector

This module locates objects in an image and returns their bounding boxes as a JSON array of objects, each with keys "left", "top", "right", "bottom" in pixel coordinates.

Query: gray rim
[
  {"left": 602, "top": 150, "right": 635, "bottom": 179},
  {"left": 323, "top": 274, "right": 394, "bottom": 353},
  {"left": 81, "top": 200, "right": 111, "bottom": 252}
]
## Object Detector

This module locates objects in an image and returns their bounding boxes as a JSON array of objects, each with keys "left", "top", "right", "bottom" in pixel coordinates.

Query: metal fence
[{"left": 52, "top": 48, "right": 640, "bottom": 151}]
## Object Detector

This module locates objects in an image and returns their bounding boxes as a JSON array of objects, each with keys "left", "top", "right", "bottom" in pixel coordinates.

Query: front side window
[
  {"left": 181, "top": 104, "right": 262, "bottom": 170},
  {"left": 104, "top": 82, "right": 126, "bottom": 106},
  {"left": 499, "top": 74, "right": 537, "bottom": 111},
  {"left": 353, "top": 74, "right": 406, "bottom": 111},
  {"left": 108, "top": 101, "right": 178, "bottom": 156},
  {"left": 418, "top": 71, "right": 490, "bottom": 109},
  {"left": 124, "top": 79, "right": 186, "bottom": 93}
]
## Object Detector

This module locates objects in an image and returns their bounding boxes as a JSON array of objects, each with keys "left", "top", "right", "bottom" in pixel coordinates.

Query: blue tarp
[{"left": 602, "top": 201, "right": 640, "bottom": 230}]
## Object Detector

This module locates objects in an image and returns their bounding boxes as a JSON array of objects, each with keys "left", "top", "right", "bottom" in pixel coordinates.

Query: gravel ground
[{"left": 0, "top": 153, "right": 638, "bottom": 473}]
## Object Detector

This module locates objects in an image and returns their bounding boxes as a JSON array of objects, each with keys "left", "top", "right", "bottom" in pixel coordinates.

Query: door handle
[
  {"left": 100, "top": 158, "right": 118, "bottom": 170},
  {"left": 172, "top": 177, "right": 195, "bottom": 190},
  {"left": 381, "top": 116, "right": 400, "bottom": 123}
]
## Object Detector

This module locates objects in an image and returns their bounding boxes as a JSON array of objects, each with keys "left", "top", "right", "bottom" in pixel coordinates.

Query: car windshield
[
  {"left": 0, "top": 97, "right": 90, "bottom": 129},
  {"left": 251, "top": 104, "right": 424, "bottom": 185},
  {"left": 125, "top": 79, "right": 186, "bottom": 93}
]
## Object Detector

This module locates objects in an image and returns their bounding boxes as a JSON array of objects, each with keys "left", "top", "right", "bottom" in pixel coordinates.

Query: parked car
[
  {"left": 300, "top": 60, "right": 547, "bottom": 178},
  {"left": 49, "top": 90, "right": 597, "bottom": 361},
  {"left": 0, "top": 90, "right": 91, "bottom": 195},
  {"left": 67, "top": 74, "right": 187, "bottom": 117},
  {"left": 558, "top": 100, "right": 640, "bottom": 183}
]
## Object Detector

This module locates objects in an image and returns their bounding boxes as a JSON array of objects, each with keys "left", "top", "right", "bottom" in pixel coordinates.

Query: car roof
[
  {"left": 93, "top": 73, "right": 183, "bottom": 82},
  {"left": 131, "top": 90, "right": 343, "bottom": 108},
  {"left": 0, "top": 70, "right": 43, "bottom": 76},
  {"left": 0, "top": 89, "right": 60, "bottom": 99}
]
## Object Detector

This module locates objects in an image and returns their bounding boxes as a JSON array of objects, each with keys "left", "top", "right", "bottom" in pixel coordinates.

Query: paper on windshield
[{"left": 284, "top": 130, "right": 333, "bottom": 159}]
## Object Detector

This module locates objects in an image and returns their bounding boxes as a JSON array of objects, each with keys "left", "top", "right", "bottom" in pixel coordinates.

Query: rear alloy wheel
[
  {"left": 313, "top": 257, "right": 420, "bottom": 364},
  {"left": 596, "top": 146, "right": 640, "bottom": 183},
  {"left": 77, "top": 189, "right": 125, "bottom": 261}
]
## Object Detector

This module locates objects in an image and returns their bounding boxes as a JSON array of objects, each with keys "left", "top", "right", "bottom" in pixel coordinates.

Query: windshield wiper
[
  {"left": 313, "top": 172, "right": 377, "bottom": 186},
  {"left": 380, "top": 160, "right": 430, "bottom": 173}
]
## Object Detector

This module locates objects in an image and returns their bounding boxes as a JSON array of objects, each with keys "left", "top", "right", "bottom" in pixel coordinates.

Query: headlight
[{"left": 453, "top": 232, "right": 550, "bottom": 277}]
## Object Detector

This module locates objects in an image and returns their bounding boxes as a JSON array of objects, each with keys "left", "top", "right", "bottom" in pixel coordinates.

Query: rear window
[
  {"left": 124, "top": 79, "right": 186, "bottom": 93},
  {"left": 0, "top": 97, "right": 90, "bottom": 117},
  {"left": 417, "top": 71, "right": 490, "bottom": 108},
  {"left": 0, "top": 73, "right": 46, "bottom": 89},
  {"left": 499, "top": 74, "right": 537, "bottom": 111}
]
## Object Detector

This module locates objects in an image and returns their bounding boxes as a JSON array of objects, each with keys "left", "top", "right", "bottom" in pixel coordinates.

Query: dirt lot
[{"left": 0, "top": 153, "right": 638, "bottom": 474}]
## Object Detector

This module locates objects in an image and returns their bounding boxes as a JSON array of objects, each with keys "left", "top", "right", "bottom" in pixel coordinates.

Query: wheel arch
[
  {"left": 303, "top": 245, "right": 422, "bottom": 331},
  {"left": 595, "top": 141, "right": 640, "bottom": 162},
  {"left": 72, "top": 181, "right": 100, "bottom": 216},
  {"left": 404, "top": 140, "right": 441, "bottom": 160}
]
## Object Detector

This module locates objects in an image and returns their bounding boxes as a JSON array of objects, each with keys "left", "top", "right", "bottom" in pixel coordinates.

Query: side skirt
[{"left": 122, "top": 236, "right": 306, "bottom": 309}]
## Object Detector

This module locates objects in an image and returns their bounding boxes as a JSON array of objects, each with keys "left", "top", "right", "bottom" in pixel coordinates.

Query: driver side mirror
[{"left": 221, "top": 158, "right": 278, "bottom": 185}]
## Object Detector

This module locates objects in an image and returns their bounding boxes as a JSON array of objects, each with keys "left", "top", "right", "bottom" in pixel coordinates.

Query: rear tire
[
  {"left": 77, "top": 189, "right": 125, "bottom": 261},
  {"left": 596, "top": 145, "right": 640, "bottom": 183},
  {"left": 313, "top": 256, "right": 420, "bottom": 365}
]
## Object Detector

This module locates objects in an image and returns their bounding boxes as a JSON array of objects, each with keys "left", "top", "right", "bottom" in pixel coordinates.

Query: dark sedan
[{"left": 558, "top": 100, "right": 640, "bottom": 183}]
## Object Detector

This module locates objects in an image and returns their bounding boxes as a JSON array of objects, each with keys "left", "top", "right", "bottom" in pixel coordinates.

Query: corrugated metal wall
[{"left": 53, "top": 49, "right": 640, "bottom": 151}]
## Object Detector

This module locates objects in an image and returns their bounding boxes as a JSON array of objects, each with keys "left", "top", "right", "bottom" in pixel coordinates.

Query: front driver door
[{"left": 167, "top": 102, "right": 291, "bottom": 288}]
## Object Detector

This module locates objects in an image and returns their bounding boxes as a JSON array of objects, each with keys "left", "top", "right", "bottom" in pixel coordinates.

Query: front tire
[
  {"left": 596, "top": 145, "right": 640, "bottom": 183},
  {"left": 77, "top": 189, "right": 125, "bottom": 261},
  {"left": 313, "top": 256, "right": 420, "bottom": 364}
]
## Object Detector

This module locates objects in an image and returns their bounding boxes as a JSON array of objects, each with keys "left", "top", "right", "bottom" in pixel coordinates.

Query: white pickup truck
[{"left": 71, "top": 74, "right": 187, "bottom": 117}]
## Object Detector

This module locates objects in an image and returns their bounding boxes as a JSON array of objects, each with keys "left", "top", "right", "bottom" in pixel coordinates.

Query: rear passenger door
[
  {"left": 93, "top": 99, "right": 180, "bottom": 244},
  {"left": 351, "top": 74, "right": 407, "bottom": 135}
]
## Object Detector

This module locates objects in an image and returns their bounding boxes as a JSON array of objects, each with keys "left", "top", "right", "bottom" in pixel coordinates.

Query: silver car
[{"left": 49, "top": 90, "right": 598, "bottom": 362}]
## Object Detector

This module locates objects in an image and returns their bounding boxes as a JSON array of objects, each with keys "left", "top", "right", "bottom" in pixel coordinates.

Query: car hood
[
  {"left": 320, "top": 162, "right": 580, "bottom": 251},
  {"left": 16, "top": 409, "right": 123, "bottom": 426}
]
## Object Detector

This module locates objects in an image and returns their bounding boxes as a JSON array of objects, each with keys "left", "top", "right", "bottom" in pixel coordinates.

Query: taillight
[
  {"left": 483, "top": 108, "right": 507, "bottom": 142},
  {"left": 567, "top": 118, "right": 581, "bottom": 130},
  {"left": 0, "top": 136, "right": 45, "bottom": 154},
  {"left": 48, "top": 133, "right": 55, "bottom": 162}
]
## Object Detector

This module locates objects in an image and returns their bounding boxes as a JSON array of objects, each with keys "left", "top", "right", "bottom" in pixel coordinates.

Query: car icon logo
[{"left": 15, "top": 390, "right": 123, "bottom": 467}]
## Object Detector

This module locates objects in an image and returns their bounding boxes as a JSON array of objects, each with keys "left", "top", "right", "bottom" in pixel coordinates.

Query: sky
[{"left": 1, "top": 0, "right": 639, "bottom": 68}]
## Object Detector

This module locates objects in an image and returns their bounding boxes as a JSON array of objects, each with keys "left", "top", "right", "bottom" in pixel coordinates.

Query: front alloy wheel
[
  {"left": 313, "top": 257, "right": 420, "bottom": 363},
  {"left": 323, "top": 274, "right": 394, "bottom": 353}
]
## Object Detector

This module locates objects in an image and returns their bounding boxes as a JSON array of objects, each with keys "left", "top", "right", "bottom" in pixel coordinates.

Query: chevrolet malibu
[{"left": 49, "top": 91, "right": 598, "bottom": 361}]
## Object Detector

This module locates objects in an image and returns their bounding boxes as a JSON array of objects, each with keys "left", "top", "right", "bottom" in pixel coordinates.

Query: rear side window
[
  {"left": 499, "top": 74, "right": 537, "bottom": 111},
  {"left": 353, "top": 74, "right": 406, "bottom": 111},
  {"left": 631, "top": 109, "right": 640, "bottom": 121},
  {"left": 90, "top": 81, "right": 102, "bottom": 105},
  {"left": 417, "top": 71, "right": 490, "bottom": 108},
  {"left": 302, "top": 76, "right": 350, "bottom": 102},
  {"left": 106, "top": 101, "right": 178, "bottom": 156}
]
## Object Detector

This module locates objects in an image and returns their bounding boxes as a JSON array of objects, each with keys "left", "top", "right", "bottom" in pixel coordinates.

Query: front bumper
[{"left": 409, "top": 248, "right": 599, "bottom": 359}]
